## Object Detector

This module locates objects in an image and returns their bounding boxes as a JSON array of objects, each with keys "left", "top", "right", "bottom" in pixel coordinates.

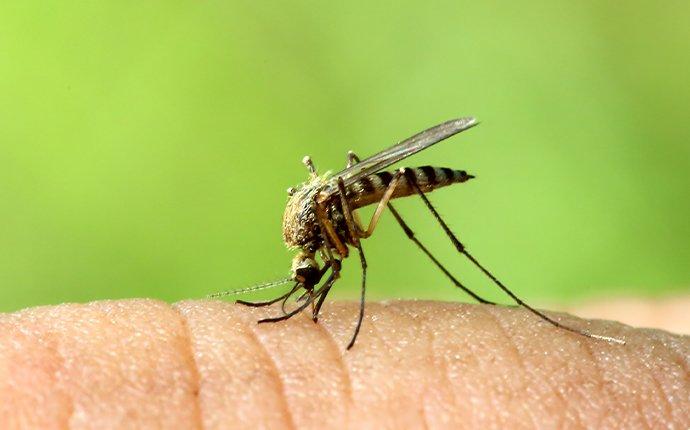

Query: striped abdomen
[{"left": 345, "top": 166, "right": 474, "bottom": 209}]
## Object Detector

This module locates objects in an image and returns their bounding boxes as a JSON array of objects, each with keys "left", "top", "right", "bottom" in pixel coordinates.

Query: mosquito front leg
[
  {"left": 337, "top": 177, "right": 364, "bottom": 244},
  {"left": 314, "top": 196, "right": 349, "bottom": 259},
  {"left": 258, "top": 272, "right": 336, "bottom": 324},
  {"left": 236, "top": 283, "right": 301, "bottom": 307},
  {"left": 312, "top": 258, "right": 341, "bottom": 322}
]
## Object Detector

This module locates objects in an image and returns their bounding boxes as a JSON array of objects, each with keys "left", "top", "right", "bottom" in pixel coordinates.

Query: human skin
[{"left": 0, "top": 300, "right": 687, "bottom": 429}]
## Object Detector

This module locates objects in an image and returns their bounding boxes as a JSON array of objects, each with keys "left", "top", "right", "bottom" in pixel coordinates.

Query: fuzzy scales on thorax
[{"left": 282, "top": 175, "right": 331, "bottom": 251}]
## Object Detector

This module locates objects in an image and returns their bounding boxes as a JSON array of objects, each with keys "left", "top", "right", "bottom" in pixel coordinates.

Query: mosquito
[{"left": 210, "top": 117, "right": 625, "bottom": 349}]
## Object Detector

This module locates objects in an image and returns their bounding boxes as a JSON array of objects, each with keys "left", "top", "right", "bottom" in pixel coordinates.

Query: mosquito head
[{"left": 291, "top": 251, "right": 322, "bottom": 287}]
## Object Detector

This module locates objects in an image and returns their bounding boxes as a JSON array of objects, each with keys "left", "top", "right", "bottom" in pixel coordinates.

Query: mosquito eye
[{"left": 295, "top": 266, "right": 321, "bottom": 286}]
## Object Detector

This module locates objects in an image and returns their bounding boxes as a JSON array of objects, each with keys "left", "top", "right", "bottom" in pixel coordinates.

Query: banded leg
[
  {"left": 317, "top": 175, "right": 369, "bottom": 347},
  {"left": 334, "top": 175, "right": 370, "bottom": 349},
  {"left": 387, "top": 203, "right": 494, "bottom": 304},
  {"left": 402, "top": 168, "right": 625, "bottom": 345}
]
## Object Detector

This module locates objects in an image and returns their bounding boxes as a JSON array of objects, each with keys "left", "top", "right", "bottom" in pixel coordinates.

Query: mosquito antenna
[{"left": 207, "top": 278, "right": 292, "bottom": 299}]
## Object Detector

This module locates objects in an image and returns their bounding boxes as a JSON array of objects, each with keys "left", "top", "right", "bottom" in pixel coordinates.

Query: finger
[
  {"left": 0, "top": 299, "right": 200, "bottom": 429},
  {"left": 1, "top": 300, "right": 688, "bottom": 429}
]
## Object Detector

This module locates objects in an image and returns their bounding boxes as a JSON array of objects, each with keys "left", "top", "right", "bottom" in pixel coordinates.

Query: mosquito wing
[{"left": 322, "top": 117, "right": 478, "bottom": 196}]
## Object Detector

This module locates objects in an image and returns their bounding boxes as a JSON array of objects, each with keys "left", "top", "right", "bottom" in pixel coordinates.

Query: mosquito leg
[
  {"left": 280, "top": 284, "right": 304, "bottom": 315},
  {"left": 311, "top": 284, "right": 334, "bottom": 322},
  {"left": 282, "top": 262, "right": 332, "bottom": 315},
  {"left": 295, "top": 290, "right": 310, "bottom": 303},
  {"left": 314, "top": 196, "right": 350, "bottom": 259},
  {"left": 236, "top": 283, "right": 300, "bottom": 307},
  {"left": 337, "top": 177, "right": 365, "bottom": 243},
  {"left": 357, "top": 169, "right": 406, "bottom": 238},
  {"left": 347, "top": 242, "right": 368, "bottom": 350},
  {"left": 345, "top": 151, "right": 409, "bottom": 240},
  {"left": 402, "top": 168, "right": 625, "bottom": 345},
  {"left": 258, "top": 271, "right": 336, "bottom": 324},
  {"left": 312, "top": 259, "right": 341, "bottom": 322},
  {"left": 386, "top": 203, "right": 494, "bottom": 304},
  {"left": 286, "top": 289, "right": 316, "bottom": 316}
]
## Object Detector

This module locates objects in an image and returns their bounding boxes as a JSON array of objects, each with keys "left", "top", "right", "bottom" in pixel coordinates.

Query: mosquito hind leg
[
  {"left": 386, "top": 202, "right": 494, "bottom": 304},
  {"left": 347, "top": 242, "right": 367, "bottom": 350},
  {"left": 402, "top": 168, "right": 625, "bottom": 345}
]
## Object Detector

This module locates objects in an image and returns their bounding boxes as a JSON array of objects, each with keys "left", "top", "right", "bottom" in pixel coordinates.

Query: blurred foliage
[{"left": 0, "top": 1, "right": 688, "bottom": 312}]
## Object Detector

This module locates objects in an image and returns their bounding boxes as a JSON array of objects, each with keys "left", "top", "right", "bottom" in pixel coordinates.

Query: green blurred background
[{"left": 1, "top": 1, "right": 688, "bottom": 312}]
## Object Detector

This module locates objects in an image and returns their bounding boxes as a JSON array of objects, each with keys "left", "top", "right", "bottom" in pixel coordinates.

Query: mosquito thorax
[{"left": 282, "top": 174, "right": 330, "bottom": 249}]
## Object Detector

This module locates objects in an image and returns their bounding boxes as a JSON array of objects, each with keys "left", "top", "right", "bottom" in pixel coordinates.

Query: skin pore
[{"left": 0, "top": 299, "right": 688, "bottom": 429}]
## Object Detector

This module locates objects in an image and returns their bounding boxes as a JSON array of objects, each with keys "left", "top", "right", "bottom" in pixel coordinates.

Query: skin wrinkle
[
  {"left": 171, "top": 304, "right": 204, "bottom": 430},
  {"left": 617, "top": 338, "right": 653, "bottom": 430},
  {"left": 665, "top": 337, "right": 690, "bottom": 377},
  {"left": 480, "top": 306, "right": 541, "bottom": 430},
  {"left": 416, "top": 310, "right": 444, "bottom": 430},
  {"left": 38, "top": 324, "right": 74, "bottom": 429},
  {"left": 671, "top": 351, "right": 690, "bottom": 424},
  {"left": 615, "top": 355, "right": 648, "bottom": 430},
  {"left": 55, "top": 337, "right": 76, "bottom": 430},
  {"left": 580, "top": 325, "right": 651, "bottom": 429},
  {"left": 426, "top": 317, "right": 459, "bottom": 419},
  {"left": 312, "top": 318, "right": 354, "bottom": 408},
  {"left": 645, "top": 334, "right": 689, "bottom": 425},
  {"left": 545, "top": 359, "right": 585, "bottom": 429},
  {"left": 421, "top": 403, "right": 430, "bottom": 430},
  {"left": 393, "top": 305, "right": 431, "bottom": 430},
  {"left": 509, "top": 310, "right": 586, "bottom": 429},
  {"left": 364, "top": 302, "right": 433, "bottom": 429},
  {"left": 635, "top": 340, "right": 671, "bottom": 429},
  {"left": 363, "top": 305, "right": 398, "bottom": 424},
  {"left": 577, "top": 326, "right": 608, "bottom": 429},
  {"left": 242, "top": 322, "right": 296, "bottom": 430}
]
